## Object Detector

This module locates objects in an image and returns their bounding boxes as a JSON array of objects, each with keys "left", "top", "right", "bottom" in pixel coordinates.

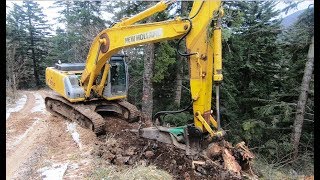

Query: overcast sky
[{"left": 6, "top": 0, "right": 314, "bottom": 34}]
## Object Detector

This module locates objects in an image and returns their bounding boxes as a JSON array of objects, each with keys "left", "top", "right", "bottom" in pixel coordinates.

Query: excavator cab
[
  {"left": 103, "top": 54, "right": 128, "bottom": 100},
  {"left": 46, "top": 54, "right": 128, "bottom": 102}
]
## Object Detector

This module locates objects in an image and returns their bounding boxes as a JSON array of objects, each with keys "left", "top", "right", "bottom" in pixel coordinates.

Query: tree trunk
[
  {"left": 7, "top": 44, "right": 17, "bottom": 98},
  {"left": 27, "top": 5, "right": 40, "bottom": 87},
  {"left": 141, "top": 3, "right": 156, "bottom": 125},
  {"left": 174, "top": 1, "right": 188, "bottom": 107},
  {"left": 12, "top": 73, "right": 17, "bottom": 99},
  {"left": 30, "top": 35, "right": 40, "bottom": 87},
  {"left": 174, "top": 60, "right": 183, "bottom": 107},
  {"left": 291, "top": 36, "right": 314, "bottom": 159},
  {"left": 142, "top": 43, "right": 155, "bottom": 125},
  {"left": 66, "top": 1, "right": 71, "bottom": 62},
  {"left": 11, "top": 46, "right": 17, "bottom": 98}
]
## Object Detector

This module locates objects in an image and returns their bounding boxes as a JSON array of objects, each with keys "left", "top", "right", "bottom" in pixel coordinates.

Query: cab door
[{"left": 103, "top": 54, "right": 128, "bottom": 100}]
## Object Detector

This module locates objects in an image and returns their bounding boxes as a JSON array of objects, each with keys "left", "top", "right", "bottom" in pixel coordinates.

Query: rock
[
  {"left": 145, "top": 151, "right": 154, "bottom": 158},
  {"left": 124, "top": 147, "right": 136, "bottom": 156},
  {"left": 120, "top": 156, "right": 131, "bottom": 164},
  {"left": 196, "top": 166, "right": 207, "bottom": 175},
  {"left": 171, "top": 160, "right": 176, "bottom": 164},
  {"left": 184, "top": 172, "right": 191, "bottom": 180},
  {"left": 178, "top": 166, "right": 183, "bottom": 170},
  {"left": 114, "top": 154, "right": 129, "bottom": 165},
  {"left": 110, "top": 147, "right": 123, "bottom": 154},
  {"left": 127, "top": 157, "right": 135, "bottom": 165},
  {"left": 102, "top": 152, "right": 115, "bottom": 161}
]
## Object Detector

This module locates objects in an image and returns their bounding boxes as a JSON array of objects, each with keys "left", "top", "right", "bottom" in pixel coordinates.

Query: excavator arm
[
  {"left": 185, "top": 0, "right": 224, "bottom": 135},
  {"left": 80, "top": 18, "right": 190, "bottom": 97}
]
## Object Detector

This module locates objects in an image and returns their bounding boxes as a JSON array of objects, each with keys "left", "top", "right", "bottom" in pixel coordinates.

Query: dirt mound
[{"left": 91, "top": 117, "right": 252, "bottom": 179}]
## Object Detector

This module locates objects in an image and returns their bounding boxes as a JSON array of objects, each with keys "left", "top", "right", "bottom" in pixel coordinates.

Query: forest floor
[{"left": 6, "top": 90, "right": 313, "bottom": 180}]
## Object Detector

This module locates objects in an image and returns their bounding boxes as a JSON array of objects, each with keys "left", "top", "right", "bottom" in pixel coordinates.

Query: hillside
[{"left": 281, "top": 9, "right": 305, "bottom": 28}]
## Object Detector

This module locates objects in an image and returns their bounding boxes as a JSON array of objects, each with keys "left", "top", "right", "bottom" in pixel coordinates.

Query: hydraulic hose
[{"left": 153, "top": 100, "right": 193, "bottom": 125}]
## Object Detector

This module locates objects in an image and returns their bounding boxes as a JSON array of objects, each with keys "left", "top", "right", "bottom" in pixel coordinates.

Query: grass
[
  {"left": 89, "top": 165, "right": 173, "bottom": 180},
  {"left": 252, "top": 154, "right": 314, "bottom": 180}
]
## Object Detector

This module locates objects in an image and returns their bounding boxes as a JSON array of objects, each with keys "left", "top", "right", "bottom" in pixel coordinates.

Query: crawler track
[
  {"left": 45, "top": 95, "right": 106, "bottom": 134},
  {"left": 45, "top": 95, "right": 141, "bottom": 135}
]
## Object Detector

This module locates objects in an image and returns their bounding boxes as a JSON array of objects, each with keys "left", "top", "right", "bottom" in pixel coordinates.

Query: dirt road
[
  {"left": 6, "top": 90, "right": 97, "bottom": 180},
  {"left": 6, "top": 90, "right": 176, "bottom": 180}
]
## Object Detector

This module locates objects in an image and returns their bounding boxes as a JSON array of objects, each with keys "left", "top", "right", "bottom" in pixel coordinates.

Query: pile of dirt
[{"left": 91, "top": 117, "right": 254, "bottom": 179}]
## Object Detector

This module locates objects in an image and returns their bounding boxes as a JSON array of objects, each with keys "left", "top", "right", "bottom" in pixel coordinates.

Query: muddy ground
[
  {"left": 92, "top": 117, "right": 243, "bottom": 180},
  {"left": 6, "top": 90, "right": 248, "bottom": 180},
  {"left": 6, "top": 90, "right": 99, "bottom": 180}
]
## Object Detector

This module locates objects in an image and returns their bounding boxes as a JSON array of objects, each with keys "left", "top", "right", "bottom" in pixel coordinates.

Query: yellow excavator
[{"left": 45, "top": 0, "right": 254, "bottom": 163}]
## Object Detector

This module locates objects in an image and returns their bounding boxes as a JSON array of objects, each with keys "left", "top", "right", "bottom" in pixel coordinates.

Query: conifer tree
[
  {"left": 52, "top": 1, "right": 106, "bottom": 62},
  {"left": 221, "top": 1, "right": 283, "bottom": 147},
  {"left": 6, "top": 1, "right": 51, "bottom": 88},
  {"left": 6, "top": 3, "right": 30, "bottom": 89},
  {"left": 23, "top": 0, "right": 51, "bottom": 87}
]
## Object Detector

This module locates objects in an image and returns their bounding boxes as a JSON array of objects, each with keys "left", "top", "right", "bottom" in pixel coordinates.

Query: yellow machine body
[
  {"left": 46, "top": 67, "right": 85, "bottom": 102},
  {"left": 45, "top": 0, "right": 224, "bottom": 138}
]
